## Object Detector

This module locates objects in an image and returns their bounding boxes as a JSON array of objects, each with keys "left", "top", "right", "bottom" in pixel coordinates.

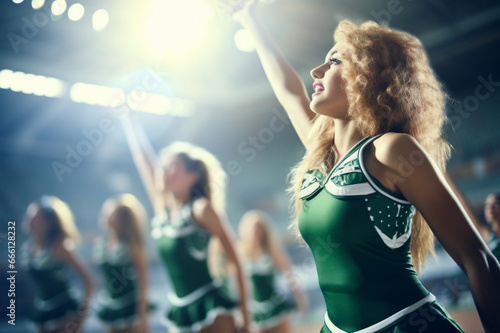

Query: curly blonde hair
[{"left": 290, "top": 20, "right": 451, "bottom": 272}]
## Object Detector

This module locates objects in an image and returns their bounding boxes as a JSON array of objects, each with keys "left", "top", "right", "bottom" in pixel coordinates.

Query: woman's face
[
  {"left": 253, "top": 223, "right": 264, "bottom": 242},
  {"left": 156, "top": 155, "right": 197, "bottom": 194},
  {"left": 485, "top": 194, "right": 500, "bottom": 225},
  {"left": 309, "top": 45, "right": 349, "bottom": 118},
  {"left": 23, "top": 204, "right": 47, "bottom": 235}
]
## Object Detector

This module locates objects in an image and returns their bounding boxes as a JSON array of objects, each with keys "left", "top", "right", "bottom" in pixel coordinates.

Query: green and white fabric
[
  {"left": 152, "top": 202, "right": 238, "bottom": 332},
  {"left": 94, "top": 241, "right": 140, "bottom": 328},
  {"left": 23, "top": 242, "right": 81, "bottom": 330},
  {"left": 298, "top": 135, "right": 464, "bottom": 333},
  {"left": 245, "top": 254, "right": 294, "bottom": 329}
]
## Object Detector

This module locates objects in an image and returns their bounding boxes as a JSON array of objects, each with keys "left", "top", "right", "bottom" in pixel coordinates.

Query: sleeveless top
[
  {"left": 93, "top": 240, "right": 139, "bottom": 325},
  {"left": 151, "top": 202, "right": 217, "bottom": 304},
  {"left": 298, "top": 135, "right": 431, "bottom": 332},
  {"left": 22, "top": 241, "right": 80, "bottom": 329},
  {"left": 245, "top": 254, "right": 294, "bottom": 328},
  {"left": 247, "top": 254, "right": 278, "bottom": 303}
]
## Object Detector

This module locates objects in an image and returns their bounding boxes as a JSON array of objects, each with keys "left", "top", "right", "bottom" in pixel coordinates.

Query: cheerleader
[
  {"left": 239, "top": 210, "right": 307, "bottom": 333},
  {"left": 94, "top": 193, "right": 150, "bottom": 332},
  {"left": 121, "top": 116, "right": 252, "bottom": 332},
  {"left": 22, "top": 195, "right": 94, "bottom": 333}
]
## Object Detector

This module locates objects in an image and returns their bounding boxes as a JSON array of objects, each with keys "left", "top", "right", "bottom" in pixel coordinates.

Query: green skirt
[
  {"left": 252, "top": 292, "right": 294, "bottom": 329},
  {"left": 320, "top": 300, "right": 465, "bottom": 333},
  {"left": 162, "top": 283, "right": 238, "bottom": 332},
  {"left": 96, "top": 290, "right": 138, "bottom": 328},
  {"left": 31, "top": 290, "right": 81, "bottom": 330}
]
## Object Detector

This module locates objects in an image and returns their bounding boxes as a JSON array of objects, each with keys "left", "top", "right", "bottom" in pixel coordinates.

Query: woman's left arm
[
  {"left": 192, "top": 199, "right": 253, "bottom": 332},
  {"left": 129, "top": 243, "right": 150, "bottom": 332},
  {"left": 271, "top": 244, "right": 308, "bottom": 315},
  {"left": 55, "top": 242, "right": 95, "bottom": 331},
  {"left": 374, "top": 133, "right": 500, "bottom": 332}
]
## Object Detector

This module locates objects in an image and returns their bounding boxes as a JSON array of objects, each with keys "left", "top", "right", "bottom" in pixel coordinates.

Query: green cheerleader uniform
[
  {"left": 487, "top": 233, "right": 500, "bottom": 262},
  {"left": 94, "top": 241, "right": 140, "bottom": 328},
  {"left": 246, "top": 254, "right": 294, "bottom": 329},
  {"left": 151, "top": 201, "right": 238, "bottom": 332},
  {"left": 298, "top": 135, "right": 465, "bottom": 333},
  {"left": 23, "top": 242, "right": 81, "bottom": 330}
]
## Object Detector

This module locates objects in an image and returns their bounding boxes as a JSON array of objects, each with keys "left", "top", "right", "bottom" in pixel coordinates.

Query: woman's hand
[{"left": 232, "top": 0, "right": 257, "bottom": 25}]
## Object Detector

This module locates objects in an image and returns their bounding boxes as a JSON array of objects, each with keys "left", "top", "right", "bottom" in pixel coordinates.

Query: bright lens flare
[
  {"left": 93, "top": 9, "right": 109, "bottom": 31},
  {"left": 0, "top": 69, "right": 63, "bottom": 97},
  {"left": 68, "top": 3, "right": 84, "bottom": 21},
  {"left": 51, "top": 0, "right": 67, "bottom": 16},
  {"left": 145, "top": 0, "right": 214, "bottom": 57},
  {"left": 234, "top": 29, "right": 255, "bottom": 52},
  {"left": 32, "top": 0, "right": 44, "bottom": 9}
]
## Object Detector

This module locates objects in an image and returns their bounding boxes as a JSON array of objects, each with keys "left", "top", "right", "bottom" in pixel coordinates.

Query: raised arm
[
  {"left": 233, "top": 1, "right": 315, "bottom": 146},
  {"left": 121, "top": 116, "right": 164, "bottom": 214},
  {"left": 192, "top": 198, "right": 252, "bottom": 332},
  {"left": 372, "top": 133, "right": 500, "bottom": 332}
]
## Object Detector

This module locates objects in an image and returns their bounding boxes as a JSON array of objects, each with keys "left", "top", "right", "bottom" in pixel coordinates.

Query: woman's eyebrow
[{"left": 325, "top": 50, "right": 338, "bottom": 62}]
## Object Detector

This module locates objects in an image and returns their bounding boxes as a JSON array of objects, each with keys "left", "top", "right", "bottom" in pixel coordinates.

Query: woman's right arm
[
  {"left": 444, "top": 173, "right": 490, "bottom": 241},
  {"left": 121, "top": 116, "right": 164, "bottom": 214},
  {"left": 233, "top": 1, "right": 315, "bottom": 146}
]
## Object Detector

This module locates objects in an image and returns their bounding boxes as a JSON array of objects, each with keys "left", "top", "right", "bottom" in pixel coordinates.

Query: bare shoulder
[
  {"left": 371, "top": 132, "right": 422, "bottom": 167},
  {"left": 191, "top": 197, "right": 221, "bottom": 231},
  {"left": 364, "top": 133, "right": 425, "bottom": 194}
]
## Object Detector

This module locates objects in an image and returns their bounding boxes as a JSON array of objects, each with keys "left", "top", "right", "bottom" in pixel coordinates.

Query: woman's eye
[{"left": 330, "top": 58, "right": 341, "bottom": 66}]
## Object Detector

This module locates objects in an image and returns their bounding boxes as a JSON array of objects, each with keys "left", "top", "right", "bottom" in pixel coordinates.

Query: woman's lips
[{"left": 313, "top": 82, "right": 325, "bottom": 96}]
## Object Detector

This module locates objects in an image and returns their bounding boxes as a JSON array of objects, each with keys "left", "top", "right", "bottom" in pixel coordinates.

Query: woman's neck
[
  {"left": 166, "top": 190, "right": 192, "bottom": 215},
  {"left": 333, "top": 118, "right": 365, "bottom": 159}
]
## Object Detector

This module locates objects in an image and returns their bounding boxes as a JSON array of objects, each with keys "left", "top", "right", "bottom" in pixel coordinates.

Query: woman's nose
[{"left": 310, "top": 63, "right": 326, "bottom": 79}]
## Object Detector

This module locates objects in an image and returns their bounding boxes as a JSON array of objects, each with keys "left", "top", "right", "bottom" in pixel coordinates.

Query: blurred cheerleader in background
[
  {"left": 238, "top": 210, "right": 308, "bottom": 333},
  {"left": 94, "top": 193, "right": 150, "bottom": 333},
  {"left": 22, "top": 195, "right": 94, "bottom": 333},
  {"left": 121, "top": 116, "right": 252, "bottom": 333}
]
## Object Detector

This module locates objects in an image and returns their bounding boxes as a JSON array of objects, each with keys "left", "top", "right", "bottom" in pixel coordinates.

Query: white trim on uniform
[
  {"left": 99, "top": 289, "right": 137, "bottom": 309},
  {"left": 34, "top": 289, "right": 78, "bottom": 311},
  {"left": 161, "top": 307, "right": 238, "bottom": 333},
  {"left": 358, "top": 135, "right": 412, "bottom": 205},
  {"left": 299, "top": 182, "right": 322, "bottom": 198},
  {"left": 373, "top": 226, "right": 412, "bottom": 250},
  {"left": 151, "top": 223, "right": 200, "bottom": 239},
  {"left": 325, "top": 181, "right": 376, "bottom": 197},
  {"left": 168, "top": 280, "right": 222, "bottom": 307},
  {"left": 324, "top": 293, "right": 436, "bottom": 333}
]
